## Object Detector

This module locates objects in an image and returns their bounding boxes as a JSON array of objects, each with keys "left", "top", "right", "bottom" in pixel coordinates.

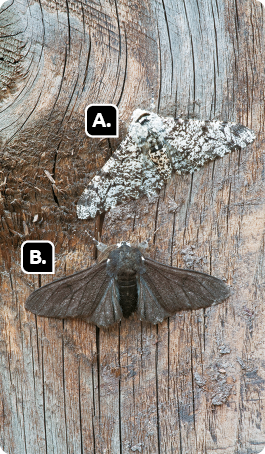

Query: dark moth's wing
[
  {"left": 137, "top": 258, "right": 230, "bottom": 324},
  {"left": 25, "top": 261, "right": 122, "bottom": 328}
]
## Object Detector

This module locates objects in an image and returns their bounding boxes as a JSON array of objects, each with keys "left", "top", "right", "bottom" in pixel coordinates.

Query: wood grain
[{"left": 0, "top": 0, "right": 264, "bottom": 452}]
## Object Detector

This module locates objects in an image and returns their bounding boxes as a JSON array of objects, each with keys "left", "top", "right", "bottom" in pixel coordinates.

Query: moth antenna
[{"left": 85, "top": 230, "right": 109, "bottom": 252}]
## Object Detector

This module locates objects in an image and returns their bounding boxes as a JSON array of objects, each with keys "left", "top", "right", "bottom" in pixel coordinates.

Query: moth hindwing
[
  {"left": 77, "top": 109, "right": 255, "bottom": 219},
  {"left": 25, "top": 241, "right": 230, "bottom": 328}
]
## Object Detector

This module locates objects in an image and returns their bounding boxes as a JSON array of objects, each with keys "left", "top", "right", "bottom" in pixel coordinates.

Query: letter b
[{"left": 30, "top": 250, "right": 42, "bottom": 264}]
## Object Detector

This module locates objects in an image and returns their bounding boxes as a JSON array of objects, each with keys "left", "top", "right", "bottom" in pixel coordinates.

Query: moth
[
  {"left": 77, "top": 109, "right": 255, "bottom": 219},
  {"left": 25, "top": 234, "right": 230, "bottom": 328}
]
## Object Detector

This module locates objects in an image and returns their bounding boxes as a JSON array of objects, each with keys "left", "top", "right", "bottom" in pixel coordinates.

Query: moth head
[
  {"left": 131, "top": 109, "right": 151, "bottom": 124},
  {"left": 116, "top": 241, "right": 131, "bottom": 248},
  {"left": 106, "top": 242, "right": 145, "bottom": 278}
]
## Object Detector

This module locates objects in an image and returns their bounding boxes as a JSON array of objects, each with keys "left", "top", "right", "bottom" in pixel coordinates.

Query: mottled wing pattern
[
  {"left": 25, "top": 261, "right": 122, "bottom": 327},
  {"left": 77, "top": 110, "right": 255, "bottom": 219},
  {"left": 77, "top": 135, "right": 165, "bottom": 219},
  {"left": 137, "top": 258, "right": 230, "bottom": 323},
  {"left": 164, "top": 118, "right": 255, "bottom": 174}
]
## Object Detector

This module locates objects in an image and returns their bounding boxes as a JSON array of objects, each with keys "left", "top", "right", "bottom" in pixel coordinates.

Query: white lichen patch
[{"left": 77, "top": 110, "right": 255, "bottom": 219}]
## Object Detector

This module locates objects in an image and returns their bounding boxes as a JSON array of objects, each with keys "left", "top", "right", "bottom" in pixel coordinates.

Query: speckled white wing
[
  {"left": 77, "top": 111, "right": 170, "bottom": 219},
  {"left": 162, "top": 117, "right": 256, "bottom": 174},
  {"left": 77, "top": 135, "right": 166, "bottom": 219},
  {"left": 77, "top": 110, "right": 255, "bottom": 219}
]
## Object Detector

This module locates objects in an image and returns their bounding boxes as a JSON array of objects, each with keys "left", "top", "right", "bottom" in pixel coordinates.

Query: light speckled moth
[
  {"left": 77, "top": 109, "right": 255, "bottom": 219},
  {"left": 25, "top": 236, "right": 230, "bottom": 328}
]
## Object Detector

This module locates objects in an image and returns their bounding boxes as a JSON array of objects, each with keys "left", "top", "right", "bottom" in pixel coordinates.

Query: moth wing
[
  {"left": 137, "top": 258, "right": 230, "bottom": 323},
  {"left": 25, "top": 261, "right": 122, "bottom": 328},
  {"left": 77, "top": 136, "right": 165, "bottom": 219},
  {"left": 82, "top": 278, "right": 122, "bottom": 327},
  {"left": 137, "top": 275, "right": 171, "bottom": 324},
  {"left": 168, "top": 119, "right": 255, "bottom": 173}
]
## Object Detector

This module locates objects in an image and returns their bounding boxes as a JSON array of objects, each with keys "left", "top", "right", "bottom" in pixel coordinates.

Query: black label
[
  {"left": 21, "top": 241, "right": 55, "bottom": 274},
  {"left": 85, "top": 104, "right": 119, "bottom": 138}
]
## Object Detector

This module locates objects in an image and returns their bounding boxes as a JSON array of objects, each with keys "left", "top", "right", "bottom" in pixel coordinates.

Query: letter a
[{"left": 92, "top": 113, "right": 106, "bottom": 128}]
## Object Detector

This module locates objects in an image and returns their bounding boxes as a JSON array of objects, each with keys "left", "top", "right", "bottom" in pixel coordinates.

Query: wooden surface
[{"left": 0, "top": 0, "right": 265, "bottom": 452}]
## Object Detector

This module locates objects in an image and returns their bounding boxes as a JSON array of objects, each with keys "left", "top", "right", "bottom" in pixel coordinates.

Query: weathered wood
[{"left": 1, "top": 0, "right": 265, "bottom": 452}]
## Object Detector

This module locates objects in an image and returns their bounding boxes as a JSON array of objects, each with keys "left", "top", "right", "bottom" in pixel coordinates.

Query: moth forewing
[
  {"left": 142, "top": 258, "right": 230, "bottom": 314},
  {"left": 137, "top": 274, "right": 171, "bottom": 324},
  {"left": 83, "top": 278, "right": 122, "bottom": 327}
]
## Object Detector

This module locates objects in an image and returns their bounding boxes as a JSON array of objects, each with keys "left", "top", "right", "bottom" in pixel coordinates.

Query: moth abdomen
[{"left": 117, "top": 275, "right": 138, "bottom": 318}]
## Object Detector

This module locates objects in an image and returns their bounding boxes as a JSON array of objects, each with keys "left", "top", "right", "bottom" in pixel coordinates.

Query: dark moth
[{"left": 25, "top": 239, "right": 230, "bottom": 327}]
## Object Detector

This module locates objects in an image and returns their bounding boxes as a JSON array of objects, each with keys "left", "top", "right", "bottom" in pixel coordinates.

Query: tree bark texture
[{"left": 0, "top": 0, "right": 264, "bottom": 452}]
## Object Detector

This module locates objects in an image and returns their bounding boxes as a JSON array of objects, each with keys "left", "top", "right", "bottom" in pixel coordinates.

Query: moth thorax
[
  {"left": 148, "top": 145, "right": 172, "bottom": 180},
  {"left": 106, "top": 244, "right": 145, "bottom": 277}
]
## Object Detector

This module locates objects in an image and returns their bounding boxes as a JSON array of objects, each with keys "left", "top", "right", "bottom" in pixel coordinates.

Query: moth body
[
  {"left": 106, "top": 242, "right": 145, "bottom": 318},
  {"left": 117, "top": 275, "right": 138, "bottom": 319}
]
